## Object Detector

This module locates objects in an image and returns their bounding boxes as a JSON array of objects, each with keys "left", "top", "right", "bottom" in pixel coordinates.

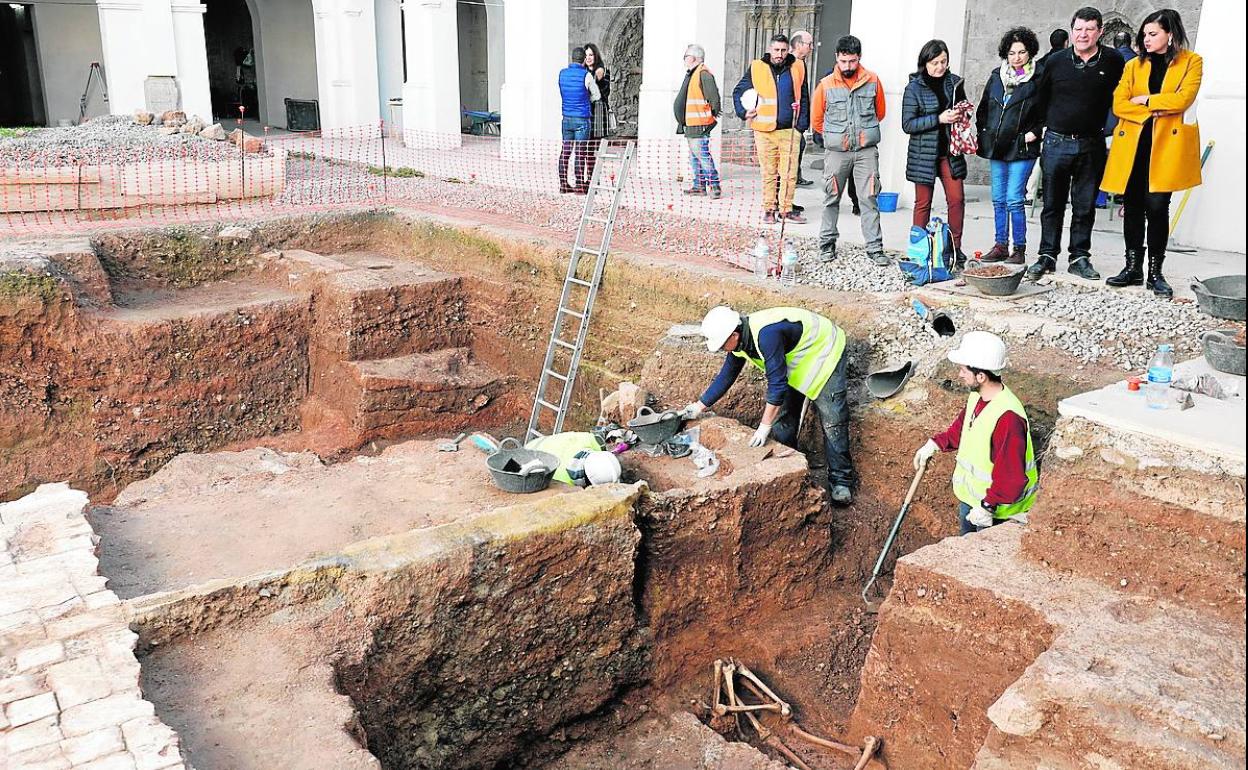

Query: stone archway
[
  {"left": 604, "top": 5, "right": 643, "bottom": 137},
  {"left": 1102, "top": 12, "right": 1135, "bottom": 51}
]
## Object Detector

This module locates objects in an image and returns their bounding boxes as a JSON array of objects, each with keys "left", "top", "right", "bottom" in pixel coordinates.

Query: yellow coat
[{"left": 1101, "top": 48, "right": 1203, "bottom": 194}]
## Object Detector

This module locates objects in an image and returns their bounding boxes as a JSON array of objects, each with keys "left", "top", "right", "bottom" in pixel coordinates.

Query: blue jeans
[
  {"left": 1038, "top": 133, "right": 1105, "bottom": 261},
  {"left": 771, "top": 352, "right": 854, "bottom": 489},
  {"left": 989, "top": 158, "right": 1036, "bottom": 247},
  {"left": 559, "top": 116, "right": 592, "bottom": 189},
  {"left": 686, "top": 137, "right": 720, "bottom": 189}
]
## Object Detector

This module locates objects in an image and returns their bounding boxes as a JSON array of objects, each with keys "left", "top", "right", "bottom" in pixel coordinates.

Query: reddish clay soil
[{"left": 90, "top": 441, "right": 572, "bottom": 598}]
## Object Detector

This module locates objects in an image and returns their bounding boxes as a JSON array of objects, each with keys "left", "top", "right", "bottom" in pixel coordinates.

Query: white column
[
  {"left": 95, "top": 0, "right": 169, "bottom": 115},
  {"left": 400, "top": 0, "right": 461, "bottom": 148},
  {"left": 635, "top": 0, "right": 727, "bottom": 179},
  {"left": 171, "top": 0, "right": 211, "bottom": 120},
  {"left": 1171, "top": 0, "right": 1245, "bottom": 251},
  {"left": 376, "top": 0, "right": 405, "bottom": 122},
  {"left": 311, "top": 0, "right": 381, "bottom": 134},
  {"left": 499, "top": 0, "right": 567, "bottom": 161},
  {"left": 850, "top": 0, "right": 967, "bottom": 207}
]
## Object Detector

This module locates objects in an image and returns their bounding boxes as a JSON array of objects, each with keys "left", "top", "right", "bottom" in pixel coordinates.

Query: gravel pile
[
  {"left": 1019, "top": 285, "right": 1210, "bottom": 369},
  {"left": 0, "top": 115, "right": 244, "bottom": 166},
  {"left": 867, "top": 300, "right": 969, "bottom": 367},
  {"left": 796, "top": 242, "right": 912, "bottom": 294}
]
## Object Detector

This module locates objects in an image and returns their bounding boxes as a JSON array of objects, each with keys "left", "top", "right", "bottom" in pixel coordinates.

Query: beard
[{"left": 840, "top": 66, "right": 859, "bottom": 78}]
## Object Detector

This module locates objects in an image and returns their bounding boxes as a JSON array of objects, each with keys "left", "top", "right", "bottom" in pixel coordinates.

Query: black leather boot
[
  {"left": 1105, "top": 249, "right": 1145, "bottom": 288},
  {"left": 1146, "top": 250, "right": 1173, "bottom": 298}
]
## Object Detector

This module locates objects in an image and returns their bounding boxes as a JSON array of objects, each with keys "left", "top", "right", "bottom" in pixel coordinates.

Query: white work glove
[
  {"left": 913, "top": 439, "right": 939, "bottom": 471},
  {"left": 748, "top": 422, "right": 772, "bottom": 448},
  {"left": 681, "top": 401, "right": 706, "bottom": 420},
  {"left": 967, "top": 505, "right": 994, "bottom": 529}
]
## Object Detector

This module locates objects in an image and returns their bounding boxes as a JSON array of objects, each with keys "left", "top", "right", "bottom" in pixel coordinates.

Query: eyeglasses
[{"left": 1071, "top": 47, "right": 1102, "bottom": 70}]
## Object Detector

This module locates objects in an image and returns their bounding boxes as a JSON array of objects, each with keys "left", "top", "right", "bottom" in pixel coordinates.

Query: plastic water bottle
[
  {"left": 780, "top": 240, "right": 798, "bottom": 286},
  {"left": 752, "top": 236, "right": 770, "bottom": 277},
  {"left": 1145, "top": 344, "right": 1174, "bottom": 409}
]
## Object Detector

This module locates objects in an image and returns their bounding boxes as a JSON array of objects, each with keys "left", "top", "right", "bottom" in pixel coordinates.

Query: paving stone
[
  {"left": 77, "top": 753, "right": 138, "bottom": 770},
  {"left": 6, "top": 690, "right": 59, "bottom": 727},
  {"left": 44, "top": 609, "right": 118, "bottom": 641},
  {"left": 9, "top": 742, "right": 71, "bottom": 770},
  {"left": 4, "top": 714, "right": 64, "bottom": 753},
  {"left": 60, "top": 693, "right": 154, "bottom": 738},
  {"left": 45, "top": 656, "right": 110, "bottom": 709},
  {"left": 0, "top": 609, "right": 43, "bottom": 635},
  {"left": 83, "top": 592, "right": 121, "bottom": 610},
  {"left": 121, "top": 716, "right": 183, "bottom": 770},
  {"left": 0, "top": 576, "right": 77, "bottom": 616},
  {"left": 0, "top": 673, "right": 44, "bottom": 704},
  {"left": 61, "top": 726, "right": 125, "bottom": 765},
  {"left": 15, "top": 641, "right": 66, "bottom": 672}
]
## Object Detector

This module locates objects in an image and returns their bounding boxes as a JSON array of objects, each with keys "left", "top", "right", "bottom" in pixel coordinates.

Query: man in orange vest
[
  {"left": 674, "top": 44, "right": 722, "bottom": 199},
  {"left": 733, "top": 33, "right": 809, "bottom": 225}
]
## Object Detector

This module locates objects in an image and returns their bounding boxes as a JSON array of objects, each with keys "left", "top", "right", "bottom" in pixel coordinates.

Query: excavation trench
[{"left": 1, "top": 211, "right": 1137, "bottom": 769}]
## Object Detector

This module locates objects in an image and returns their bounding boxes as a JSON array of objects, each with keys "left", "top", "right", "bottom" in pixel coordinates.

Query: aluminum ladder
[{"left": 525, "top": 139, "right": 636, "bottom": 442}]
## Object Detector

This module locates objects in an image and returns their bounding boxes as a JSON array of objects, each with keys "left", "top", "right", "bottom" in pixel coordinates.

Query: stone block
[
  {"left": 61, "top": 726, "right": 125, "bottom": 765},
  {"left": 200, "top": 123, "right": 227, "bottom": 141},
  {"left": 4, "top": 715, "right": 64, "bottom": 753},
  {"left": 121, "top": 716, "right": 183, "bottom": 770},
  {"left": 0, "top": 673, "right": 44, "bottom": 704},
  {"left": 6, "top": 690, "right": 59, "bottom": 727},
  {"left": 15, "top": 641, "right": 65, "bottom": 671},
  {"left": 46, "top": 656, "right": 110, "bottom": 709},
  {"left": 10, "top": 742, "right": 71, "bottom": 770},
  {"left": 0, "top": 609, "right": 42, "bottom": 635},
  {"left": 78, "top": 753, "right": 138, "bottom": 770},
  {"left": 60, "top": 693, "right": 155, "bottom": 738}
]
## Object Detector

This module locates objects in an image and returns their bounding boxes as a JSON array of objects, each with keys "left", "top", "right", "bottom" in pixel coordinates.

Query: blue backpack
[{"left": 899, "top": 218, "right": 954, "bottom": 286}]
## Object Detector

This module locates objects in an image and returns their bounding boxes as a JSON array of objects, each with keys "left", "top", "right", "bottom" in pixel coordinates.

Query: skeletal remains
[{"left": 705, "top": 659, "right": 884, "bottom": 770}]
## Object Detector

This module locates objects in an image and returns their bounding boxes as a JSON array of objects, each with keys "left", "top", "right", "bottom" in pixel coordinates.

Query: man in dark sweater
[
  {"left": 1026, "top": 7, "right": 1124, "bottom": 282},
  {"left": 674, "top": 44, "right": 723, "bottom": 198}
]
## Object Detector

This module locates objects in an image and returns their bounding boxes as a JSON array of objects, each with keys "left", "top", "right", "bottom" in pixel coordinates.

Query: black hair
[
  {"left": 969, "top": 367, "right": 1003, "bottom": 383},
  {"left": 1048, "top": 29, "right": 1069, "bottom": 50},
  {"left": 571, "top": 47, "right": 586, "bottom": 64},
  {"left": 835, "top": 35, "right": 862, "bottom": 57},
  {"left": 1071, "top": 7, "right": 1103, "bottom": 29},
  {"left": 915, "top": 39, "right": 950, "bottom": 73},
  {"left": 583, "top": 43, "right": 606, "bottom": 70},
  {"left": 1137, "top": 8, "right": 1189, "bottom": 62},
  {"left": 997, "top": 27, "right": 1039, "bottom": 59},
  {"left": 1113, "top": 30, "right": 1132, "bottom": 48},
  {"left": 769, "top": 33, "right": 790, "bottom": 46}
]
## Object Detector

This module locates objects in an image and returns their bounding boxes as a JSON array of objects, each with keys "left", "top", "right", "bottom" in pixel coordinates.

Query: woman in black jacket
[
  {"left": 582, "top": 43, "right": 611, "bottom": 188},
  {"left": 902, "top": 40, "right": 968, "bottom": 266},
  {"left": 976, "top": 27, "right": 1044, "bottom": 264}
]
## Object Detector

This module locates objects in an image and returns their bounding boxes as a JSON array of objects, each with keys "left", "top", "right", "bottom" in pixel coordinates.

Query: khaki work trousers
[{"left": 753, "top": 128, "right": 799, "bottom": 214}]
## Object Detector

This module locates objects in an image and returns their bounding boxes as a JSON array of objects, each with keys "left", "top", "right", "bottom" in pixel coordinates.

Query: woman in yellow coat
[{"left": 1101, "top": 9, "right": 1202, "bottom": 298}]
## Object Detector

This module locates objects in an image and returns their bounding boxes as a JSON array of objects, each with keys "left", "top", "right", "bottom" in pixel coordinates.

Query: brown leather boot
[
  {"left": 981, "top": 243, "right": 1009, "bottom": 262},
  {"left": 1007, "top": 245, "right": 1026, "bottom": 264}
]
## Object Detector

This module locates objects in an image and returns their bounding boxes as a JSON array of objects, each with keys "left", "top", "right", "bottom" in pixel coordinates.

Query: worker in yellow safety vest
[
  {"left": 913, "top": 331, "right": 1039, "bottom": 534},
  {"left": 684, "top": 305, "right": 855, "bottom": 505},
  {"left": 525, "top": 432, "right": 621, "bottom": 486}
]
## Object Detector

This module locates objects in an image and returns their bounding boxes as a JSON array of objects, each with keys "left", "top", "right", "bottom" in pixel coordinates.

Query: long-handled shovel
[{"left": 862, "top": 457, "right": 928, "bottom": 612}]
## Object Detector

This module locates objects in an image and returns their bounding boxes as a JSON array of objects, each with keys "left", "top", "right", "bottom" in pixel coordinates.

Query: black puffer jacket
[
  {"left": 975, "top": 67, "right": 1043, "bottom": 162},
  {"left": 901, "top": 72, "right": 967, "bottom": 185}
]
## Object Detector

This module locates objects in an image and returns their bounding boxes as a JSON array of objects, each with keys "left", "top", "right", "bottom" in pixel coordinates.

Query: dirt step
[
  {"left": 849, "top": 523, "right": 1246, "bottom": 770},
  {"left": 309, "top": 252, "right": 472, "bottom": 362},
  {"left": 310, "top": 347, "right": 524, "bottom": 444}
]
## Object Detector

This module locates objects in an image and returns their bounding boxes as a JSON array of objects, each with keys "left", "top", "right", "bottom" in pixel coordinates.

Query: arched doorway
[
  {"left": 601, "top": 5, "right": 643, "bottom": 137},
  {"left": 203, "top": 0, "right": 260, "bottom": 122},
  {"left": 0, "top": 3, "right": 46, "bottom": 127}
]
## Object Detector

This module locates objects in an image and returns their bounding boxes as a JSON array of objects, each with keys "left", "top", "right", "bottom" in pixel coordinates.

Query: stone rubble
[
  {"left": 0, "top": 114, "right": 248, "bottom": 167},
  {"left": 0, "top": 484, "right": 188, "bottom": 770}
]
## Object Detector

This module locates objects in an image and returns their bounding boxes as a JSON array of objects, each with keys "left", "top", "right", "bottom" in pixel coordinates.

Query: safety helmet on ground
[
  {"left": 947, "top": 331, "right": 1008, "bottom": 374},
  {"left": 701, "top": 306, "right": 741, "bottom": 352},
  {"left": 584, "top": 451, "right": 622, "bottom": 485}
]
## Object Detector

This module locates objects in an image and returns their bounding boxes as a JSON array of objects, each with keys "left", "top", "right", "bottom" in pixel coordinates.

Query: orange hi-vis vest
[
  {"left": 749, "top": 58, "right": 805, "bottom": 132},
  {"left": 686, "top": 64, "right": 715, "bottom": 126}
]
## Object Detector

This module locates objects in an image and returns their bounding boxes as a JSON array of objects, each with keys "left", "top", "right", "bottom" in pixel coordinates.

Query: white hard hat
[
  {"left": 947, "top": 331, "right": 1008, "bottom": 373},
  {"left": 700, "top": 306, "right": 741, "bottom": 352},
  {"left": 584, "top": 451, "right": 622, "bottom": 485},
  {"left": 740, "top": 88, "right": 759, "bottom": 112}
]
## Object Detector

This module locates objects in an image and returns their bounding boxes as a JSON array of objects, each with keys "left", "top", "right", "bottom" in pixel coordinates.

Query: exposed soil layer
[{"left": 90, "top": 441, "right": 572, "bottom": 599}]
